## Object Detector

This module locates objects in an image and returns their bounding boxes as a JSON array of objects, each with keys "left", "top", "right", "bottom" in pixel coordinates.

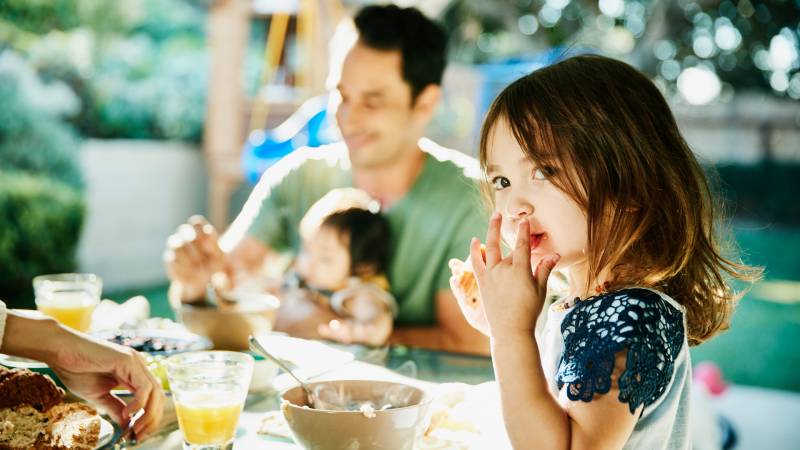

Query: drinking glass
[
  {"left": 165, "top": 351, "right": 254, "bottom": 450},
  {"left": 33, "top": 273, "right": 102, "bottom": 332}
]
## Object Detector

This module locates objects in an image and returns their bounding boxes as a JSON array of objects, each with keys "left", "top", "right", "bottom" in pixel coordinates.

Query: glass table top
[{"left": 117, "top": 344, "right": 495, "bottom": 449}]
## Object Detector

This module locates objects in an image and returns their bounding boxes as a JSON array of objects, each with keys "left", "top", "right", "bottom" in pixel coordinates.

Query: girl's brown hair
[{"left": 479, "top": 55, "right": 761, "bottom": 345}]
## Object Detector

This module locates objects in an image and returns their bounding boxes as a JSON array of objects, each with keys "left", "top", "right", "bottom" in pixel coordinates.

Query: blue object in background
[
  {"left": 242, "top": 94, "right": 339, "bottom": 184},
  {"left": 475, "top": 47, "right": 595, "bottom": 119},
  {"left": 242, "top": 48, "right": 593, "bottom": 184}
]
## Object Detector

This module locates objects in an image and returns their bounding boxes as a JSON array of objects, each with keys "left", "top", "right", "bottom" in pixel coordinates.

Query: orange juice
[
  {"left": 37, "top": 291, "right": 97, "bottom": 332},
  {"left": 174, "top": 395, "right": 243, "bottom": 445}
]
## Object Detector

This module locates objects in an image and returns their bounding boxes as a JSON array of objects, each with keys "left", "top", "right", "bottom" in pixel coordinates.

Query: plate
[
  {"left": 96, "top": 417, "right": 114, "bottom": 449},
  {"left": 0, "top": 354, "right": 60, "bottom": 387},
  {"left": 252, "top": 333, "right": 354, "bottom": 382},
  {"left": 0, "top": 353, "right": 48, "bottom": 370},
  {"left": 93, "top": 328, "right": 212, "bottom": 355}
]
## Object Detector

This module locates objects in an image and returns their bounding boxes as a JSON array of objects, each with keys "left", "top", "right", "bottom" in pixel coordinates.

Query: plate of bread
[{"left": 0, "top": 366, "right": 114, "bottom": 449}]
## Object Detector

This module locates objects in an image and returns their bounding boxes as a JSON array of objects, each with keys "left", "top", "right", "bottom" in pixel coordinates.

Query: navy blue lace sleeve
[{"left": 556, "top": 288, "right": 685, "bottom": 414}]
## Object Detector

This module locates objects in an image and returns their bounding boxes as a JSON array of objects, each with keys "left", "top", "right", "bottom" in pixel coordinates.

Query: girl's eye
[
  {"left": 491, "top": 176, "right": 510, "bottom": 190},
  {"left": 533, "top": 166, "right": 556, "bottom": 180}
]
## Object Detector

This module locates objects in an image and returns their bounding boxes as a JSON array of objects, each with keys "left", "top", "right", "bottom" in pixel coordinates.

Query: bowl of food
[
  {"left": 280, "top": 380, "right": 431, "bottom": 450},
  {"left": 173, "top": 290, "right": 280, "bottom": 351}
]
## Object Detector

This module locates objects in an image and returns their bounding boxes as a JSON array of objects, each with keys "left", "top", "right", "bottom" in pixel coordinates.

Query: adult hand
[
  {"left": 47, "top": 332, "right": 165, "bottom": 440},
  {"left": 469, "top": 213, "right": 560, "bottom": 339},
  {"left": 164, "top": 215, "right": 227, "bottom": 302}
]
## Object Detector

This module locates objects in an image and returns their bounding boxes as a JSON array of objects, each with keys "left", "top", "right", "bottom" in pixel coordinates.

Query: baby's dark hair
[{"left": 321, "top": 207, "right": 391, "bottom": 277}]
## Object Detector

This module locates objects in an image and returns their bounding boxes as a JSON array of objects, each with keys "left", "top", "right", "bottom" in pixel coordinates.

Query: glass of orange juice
[
  {"left": 33, "top": 273, "right": 102, "bottom": 332},
  {"left": 165, "top": 351, "right": 254, "bottom": 450}
]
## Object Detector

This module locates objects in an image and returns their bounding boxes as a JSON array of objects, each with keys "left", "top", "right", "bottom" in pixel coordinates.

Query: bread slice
[
  {"left": 0, "top": 367, "right": 100, "bottom": 450},
  {"left": 45, "top": 403, "right": 101, "bottom": 450},
  {"left": 0, "top": 403, "right": 100, "bottom": 450},
  {"left": 0, "top": 405, "right": 43, "bottom": 449},
  {"left": 0, "top": 367, "right": 64, "bottom": 412}
]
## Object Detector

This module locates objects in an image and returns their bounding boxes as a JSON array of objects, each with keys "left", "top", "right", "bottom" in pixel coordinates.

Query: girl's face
[
  {"left": 297, "top": 226, "right": 351, "bottom": 291},
  {"left": 485, "top": 120, "right": 588, "bottom": 269}
]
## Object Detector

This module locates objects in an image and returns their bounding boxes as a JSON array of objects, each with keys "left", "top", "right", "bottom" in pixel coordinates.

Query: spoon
[{"left": 248, "top": 335, "right": 317, "bottom": 408}]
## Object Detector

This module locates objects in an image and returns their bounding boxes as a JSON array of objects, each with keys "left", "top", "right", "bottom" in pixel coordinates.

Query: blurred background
[{"left": 0, "top": 0, "right": 798, "bottom": 428}]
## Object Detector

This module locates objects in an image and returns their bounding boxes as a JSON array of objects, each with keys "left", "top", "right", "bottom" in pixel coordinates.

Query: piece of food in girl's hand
[{"left": 451, "top": 245, "right": 486, "bottom": 308}]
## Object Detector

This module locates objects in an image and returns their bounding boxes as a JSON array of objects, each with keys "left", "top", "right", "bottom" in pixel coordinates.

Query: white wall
[{"left": 77, "top": 140, "right": 207, "bottom": 292}]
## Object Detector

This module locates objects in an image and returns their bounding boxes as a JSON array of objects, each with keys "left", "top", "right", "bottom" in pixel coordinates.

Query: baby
[{"left": 276, "top": 189, "right": 397, "bottom": 346}]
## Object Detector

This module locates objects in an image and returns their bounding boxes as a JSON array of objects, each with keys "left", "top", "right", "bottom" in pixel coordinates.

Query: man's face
[{"left": 335, "top": 42, "right": 422, "bottom": 169}]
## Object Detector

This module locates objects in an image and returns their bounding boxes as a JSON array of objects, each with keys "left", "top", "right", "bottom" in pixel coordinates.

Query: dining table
[{"left": 118, "top": 344, "right": 498, "bottom": 449}]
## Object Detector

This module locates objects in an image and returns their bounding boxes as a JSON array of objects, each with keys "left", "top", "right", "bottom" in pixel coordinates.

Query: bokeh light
[
  {"left": 768, "top": 30, "right": 798, "bottom": 72},
  {"left": 714, "top": 18, "right": 742, "bottom": 51},
  {"left": 538, "top": 4, "right": 562, "bottom": 28},
  {"left": 518, "top": 15, "right": 539, "bottom": 36},
  {"left": 678, "top": 66, "right": 722, "bottom": 105},
  {"left": 599, "top": 0, "right": 625, "bottom": 18}
]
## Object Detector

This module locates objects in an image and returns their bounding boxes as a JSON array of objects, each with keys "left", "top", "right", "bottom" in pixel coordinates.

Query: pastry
[{"left": 451, "top": 246, "right": 486, "bottom": 308}]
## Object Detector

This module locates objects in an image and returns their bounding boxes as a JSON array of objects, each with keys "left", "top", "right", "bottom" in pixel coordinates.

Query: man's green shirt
[{"left": 245, "top": 139, "right": 488, "bottom": 326}]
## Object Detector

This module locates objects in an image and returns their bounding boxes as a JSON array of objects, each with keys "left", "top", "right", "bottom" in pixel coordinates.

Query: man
[{"left": 165, "top": 5, "right": 488, "bottom": 354}]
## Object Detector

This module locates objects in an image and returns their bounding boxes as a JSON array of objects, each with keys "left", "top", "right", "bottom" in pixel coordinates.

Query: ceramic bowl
[
  {"left": 280, "top": 379, "right": 431, "bottom": 450},
  {"left": 174, "top": 291, "right": 279, "bottom": 350}
]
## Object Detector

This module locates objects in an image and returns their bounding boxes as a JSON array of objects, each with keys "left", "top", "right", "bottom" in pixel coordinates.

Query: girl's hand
[
  {"left": 470, "top": 213, "right": 560, "bottom": 338},
  {"left": 448, "top": 258, "right": 490, "bottom": 337}
]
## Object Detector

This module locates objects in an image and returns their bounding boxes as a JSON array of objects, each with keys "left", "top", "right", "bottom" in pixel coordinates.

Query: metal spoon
[{"left": 248, "top": 335, "right": 316, "bottom": 408}]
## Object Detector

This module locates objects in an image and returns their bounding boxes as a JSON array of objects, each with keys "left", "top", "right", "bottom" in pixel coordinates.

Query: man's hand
[{"left": 163, "top": 215, "right": 227, "bottom": 302}]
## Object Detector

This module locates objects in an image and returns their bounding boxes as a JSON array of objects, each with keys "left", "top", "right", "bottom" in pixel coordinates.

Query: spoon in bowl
[{"left": 248, "top": 335, "right": 317, "bottom": 408}]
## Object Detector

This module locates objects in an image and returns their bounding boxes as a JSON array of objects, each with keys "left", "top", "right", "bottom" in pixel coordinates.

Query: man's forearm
[{"left": 390, "top": 325, "right": 490, "bottom": 355}]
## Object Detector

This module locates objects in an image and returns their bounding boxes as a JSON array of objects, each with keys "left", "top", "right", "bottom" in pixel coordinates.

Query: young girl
[
  {"left": 277, "top": 188, "right": 397, "bottom": 346},
  {"left": 450, "top": 55, "right": 759, "bottom": 449}
]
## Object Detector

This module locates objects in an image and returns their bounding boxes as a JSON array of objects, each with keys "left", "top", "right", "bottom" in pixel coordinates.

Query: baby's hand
[
  {"left": 343, "top": 296, "right": 384, "bottom": 323},
  {"left": 318, "top": 313, "right": 392, "bottom": 347}
]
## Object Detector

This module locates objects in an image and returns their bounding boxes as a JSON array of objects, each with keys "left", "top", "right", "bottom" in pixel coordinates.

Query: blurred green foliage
[
  {"left": 0, "top": 0, "right": 209, "bottom": 142},
  {"left": 0, "top": 69, "right": 83, "bottom": 190},
  {"left": 0, "top": 172, "right": 84, "bottom": 309},
  {"left": 0, "top": 45, "right": 85, "bottom": 307},
  {"left": 442, "top": 0, "right": 800, "bottom": 99}
]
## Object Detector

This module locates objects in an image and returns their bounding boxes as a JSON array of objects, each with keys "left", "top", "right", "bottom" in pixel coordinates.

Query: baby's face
[{"left": 297, "top": 226, "right": 351, "bottom": 291}]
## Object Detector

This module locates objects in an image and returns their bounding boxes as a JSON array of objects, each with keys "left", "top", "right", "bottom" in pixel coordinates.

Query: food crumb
[{"left": 359, "top": 403, "right": 376, "bottom": 419}]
